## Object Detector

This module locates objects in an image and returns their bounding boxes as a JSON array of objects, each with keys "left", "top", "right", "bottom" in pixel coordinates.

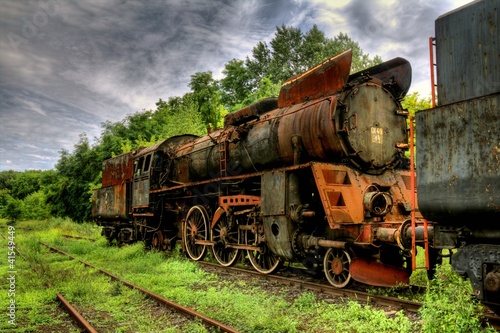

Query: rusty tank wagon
[
  {"left": 416, "top": 0, "right": 500, "bottom": 310},
  {"left": 93, "top": 49, "right": 435, "bottom": 288}
]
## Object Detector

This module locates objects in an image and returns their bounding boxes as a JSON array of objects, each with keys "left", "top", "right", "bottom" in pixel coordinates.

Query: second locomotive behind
[{"left": 93, "top": 49, "right": 434, "bottom": 288}]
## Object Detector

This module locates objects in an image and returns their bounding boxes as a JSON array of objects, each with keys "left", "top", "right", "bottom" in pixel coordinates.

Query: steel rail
[
  {"left": 0, "top": 233, "right": 97, "bottom": 333},
  {"left": 62, "top": 234, "right": 96, "bottom": 242},
  {"left": 55, "top": 293, "right": 98, "bottom": 333},
  {"left": 39, "top": 241, "right": 240, "bottom": 333},
  {"left": 199, "top": 261, "right": 421, "bottom": 312}
]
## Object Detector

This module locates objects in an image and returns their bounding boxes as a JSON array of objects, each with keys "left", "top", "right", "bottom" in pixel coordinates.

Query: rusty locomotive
[
  {"left": 416, "top": 0, "right": 500, "bottom": 309},
  {"left": 92, "top": 48, "right": 435, "bottom": 288}
]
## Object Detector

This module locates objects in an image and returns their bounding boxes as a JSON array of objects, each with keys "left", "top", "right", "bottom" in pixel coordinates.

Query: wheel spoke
[
  {"left": 324, "top": 248, "right": 353, "bottom": 288},
  {"left": 184, "top": 206, "right": 208, "bottom": 261},
  {"left": 211, "top": 212, "right": 240, "bottom": 267},
  {"left": 247, "top": 245, "right": 281, "bottom": 274}
]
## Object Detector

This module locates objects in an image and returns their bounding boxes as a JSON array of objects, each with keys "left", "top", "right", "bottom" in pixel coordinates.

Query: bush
[
  {"left": 419, "top": 265, "right": 496, "bottom": 332},
  {"left": 4, "top": 198, "right": 23, "bottom": 222},
  {"left": 22, "top": 190, "right": 51, "bottom": 220}
]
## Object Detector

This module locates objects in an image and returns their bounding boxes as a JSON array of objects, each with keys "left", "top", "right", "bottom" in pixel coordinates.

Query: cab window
[{"left": 143, "top": 154, "right": 151, "bottom": 174}]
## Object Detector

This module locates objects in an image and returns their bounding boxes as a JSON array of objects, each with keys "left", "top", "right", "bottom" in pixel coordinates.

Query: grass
[{"left": 0, "top": 218, "right": 496, "bottom": 332}]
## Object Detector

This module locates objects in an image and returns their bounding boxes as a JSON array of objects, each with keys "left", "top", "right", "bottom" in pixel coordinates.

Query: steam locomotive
[
  {"left": 92, "top": 48, "right": 433, "bottom": 288},
  {"left": 416, "top": 0, "right": 499, "bottom": 309}
]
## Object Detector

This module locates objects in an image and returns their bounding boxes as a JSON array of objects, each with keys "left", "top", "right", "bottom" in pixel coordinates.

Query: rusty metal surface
[
  {"left": 348, "top": 57, "right": 412, "bottom": 100},
  {"left": 435, "top": 0, "right": 499, "bottom": 105},
  {"left": 278, "top": 50, "right": 352, "bottom": 108},
  {"left": 350, "top": 258, "right": 410, "bottom": 287},
  {"left": 261, "top": 171, "right": 295, "bottom": 259},
  {"left": 92, "top": 184, "right": 129, "bottom": 219},
  {"left": 165, "top": 54, "right": 408, "bottom": 183},
  {"left": 102, "top": 152, "right": 133, "bottom": 187},
  {"left": 56, "top": 293, "right": 98, "bottom": 333},
  {"left": 134, "top": 134, "right": 198, "bottom": 158},
  {"left": 219, "top": 195, "right": 260, "bottom": 212},
  {"left": 224, "top": 97, "right": 278, "bottom": 127},
  {"left": 336, "top": 82, "right": 408, "bottom": 171},
  {"left": 310, "top": 163, "right": 413, "bottom": 228},
  {"left": 416, "top": 93, "right": 500, "bottom": 222},
  {"left": 132, "top": 177, "right": 150, "bottom": 207},
  {"left": 261, "top": 171, "right": 286, "bottom": 216},
  {"left": 277, "top": 98, "right": 343, "bottom": 164},
  {"left": 311, "top": 163, "right": 360, "bottom": 225}
]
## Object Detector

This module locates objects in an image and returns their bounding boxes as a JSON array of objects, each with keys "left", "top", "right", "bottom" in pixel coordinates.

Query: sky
[{"left": 0, "top": 0, "right": 474, "bottom": 171}]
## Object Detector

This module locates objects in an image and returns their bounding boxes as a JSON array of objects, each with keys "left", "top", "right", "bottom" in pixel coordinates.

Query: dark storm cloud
[
  {"left": 1, "top": 0, "right": 300, "bottom": 171},
  {"left": 0, "top": 0, "right": 472, "bottom": 171},
  {"left": 337, "top": 0, "right": 442, "bottom": 56},
  {"left": 334, "top": 0, "right": 446, "bottom": 96}
]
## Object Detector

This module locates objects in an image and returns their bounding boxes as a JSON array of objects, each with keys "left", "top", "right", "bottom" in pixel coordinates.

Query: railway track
[
  {"left": 39, "top": 241, "right": 240, "bottom": 333},
  {"left": 200, "top": 261, "right": 422, "bottom": 312},
  {"left": 198, "top": 261, "right": 500, "bottom": 330},
  {"left": 61, "top": 234, "right": 96, "bottom": 242},
  {"left": 55, "top": 232, "right": 500, "bottom": 330},
  {"left": 1, "top": 233, "right": 98, "bottom": 333}
]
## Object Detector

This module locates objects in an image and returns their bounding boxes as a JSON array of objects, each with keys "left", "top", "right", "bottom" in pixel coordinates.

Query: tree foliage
[
  {"left": 245, "top": 25, "right": 382, "bottom": 88},
  {"left": 4, "top": 199, "right": 23, "bottom": 223},
  {"left": 189, "top": 71, "right": 226, "bottom": 128},
  {"left": 402, "top": 92, "right": 432, "bottom": 117}
]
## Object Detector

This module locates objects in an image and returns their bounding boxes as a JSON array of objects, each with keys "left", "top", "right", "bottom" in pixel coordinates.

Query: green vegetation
[
  {"left": 0, "top": 218, "right": 495, "bottom": 332},
  {"left": 419, "top": 264, "right": 494, "bottom": 333}
]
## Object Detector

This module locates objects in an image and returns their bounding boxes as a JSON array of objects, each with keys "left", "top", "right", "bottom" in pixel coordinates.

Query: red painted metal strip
[{"left": 277, "top": 50, "right": 352, "bottom": 108}]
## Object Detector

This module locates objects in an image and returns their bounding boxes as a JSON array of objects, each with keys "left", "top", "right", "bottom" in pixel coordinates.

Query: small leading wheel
[
  {"left": 152, "top": 231, "right": 164, "bottom": 250},
  {"left": 323, "top": 248, "right": 353, "bottom": 288},
  {"left": 211, "top": 212, "right": 240, "bottom": 267},
  {"left": 184, "top": 205, "right": 209, "bottom": 261}
]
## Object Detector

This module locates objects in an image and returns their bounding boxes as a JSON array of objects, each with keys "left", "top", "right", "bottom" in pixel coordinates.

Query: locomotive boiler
[
  {"left": 416, "top": 0, "right": 500, "bottom": 309},
  {"left": 93, "top": 49, "right": 434, "bottom": 288}
]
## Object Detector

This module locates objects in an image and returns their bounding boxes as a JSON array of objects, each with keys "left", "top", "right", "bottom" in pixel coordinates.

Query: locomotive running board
[{"left": 350, "top": 258, "right": 410, "bottom": 287}]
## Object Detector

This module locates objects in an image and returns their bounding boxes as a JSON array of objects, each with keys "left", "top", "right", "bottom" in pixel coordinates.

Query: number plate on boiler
[{"left": 371, "top": 127, "right": 383, "bottom": 144}]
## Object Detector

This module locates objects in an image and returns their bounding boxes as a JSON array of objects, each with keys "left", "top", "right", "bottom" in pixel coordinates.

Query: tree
[
  {"left": 238, "top": 76, "right": 281, "bottom": 108},
  {"left": 0, "top": 170, "right": 18, "bottom": 192},
  {"left": 299, "top": 24, "right": 329, "bottom": 69},
  {"left": 330, "top": 32, "right": 382, "bottom": 73},
  {"left": 189, "top": 71, "right": 226, "bottom": 128},
  {"left": 401, "top": 92, "right": 432, "bottom": 159},
  {"left": 4, "top": 199, "right": 23, "bottom": 223},
  {"left": 242, "top": 26, "right": 382, "bottom": 101},
  {"left": 22, "top": 190, "right": 51, "bottom": 220},
  {"left": 245, "top": 41, "right": 271, "bottom": 86},
  {"left": 10, "top": 170, "right": 43, "bottom": 200},
  {"left": 151, "top": 94, "right": 206, "bottom": 138},
  {"left": 220, "top": 59, "right": 253, "bottom": 110},
  {"left": 47, "top": 134, "right": 101, "bottom": 222},
  {"left": 402, "top": 92, "right": 432, "bottom": 117},
  {"left": 268, "top": 24, "right": 304, "bottom": 82}
]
